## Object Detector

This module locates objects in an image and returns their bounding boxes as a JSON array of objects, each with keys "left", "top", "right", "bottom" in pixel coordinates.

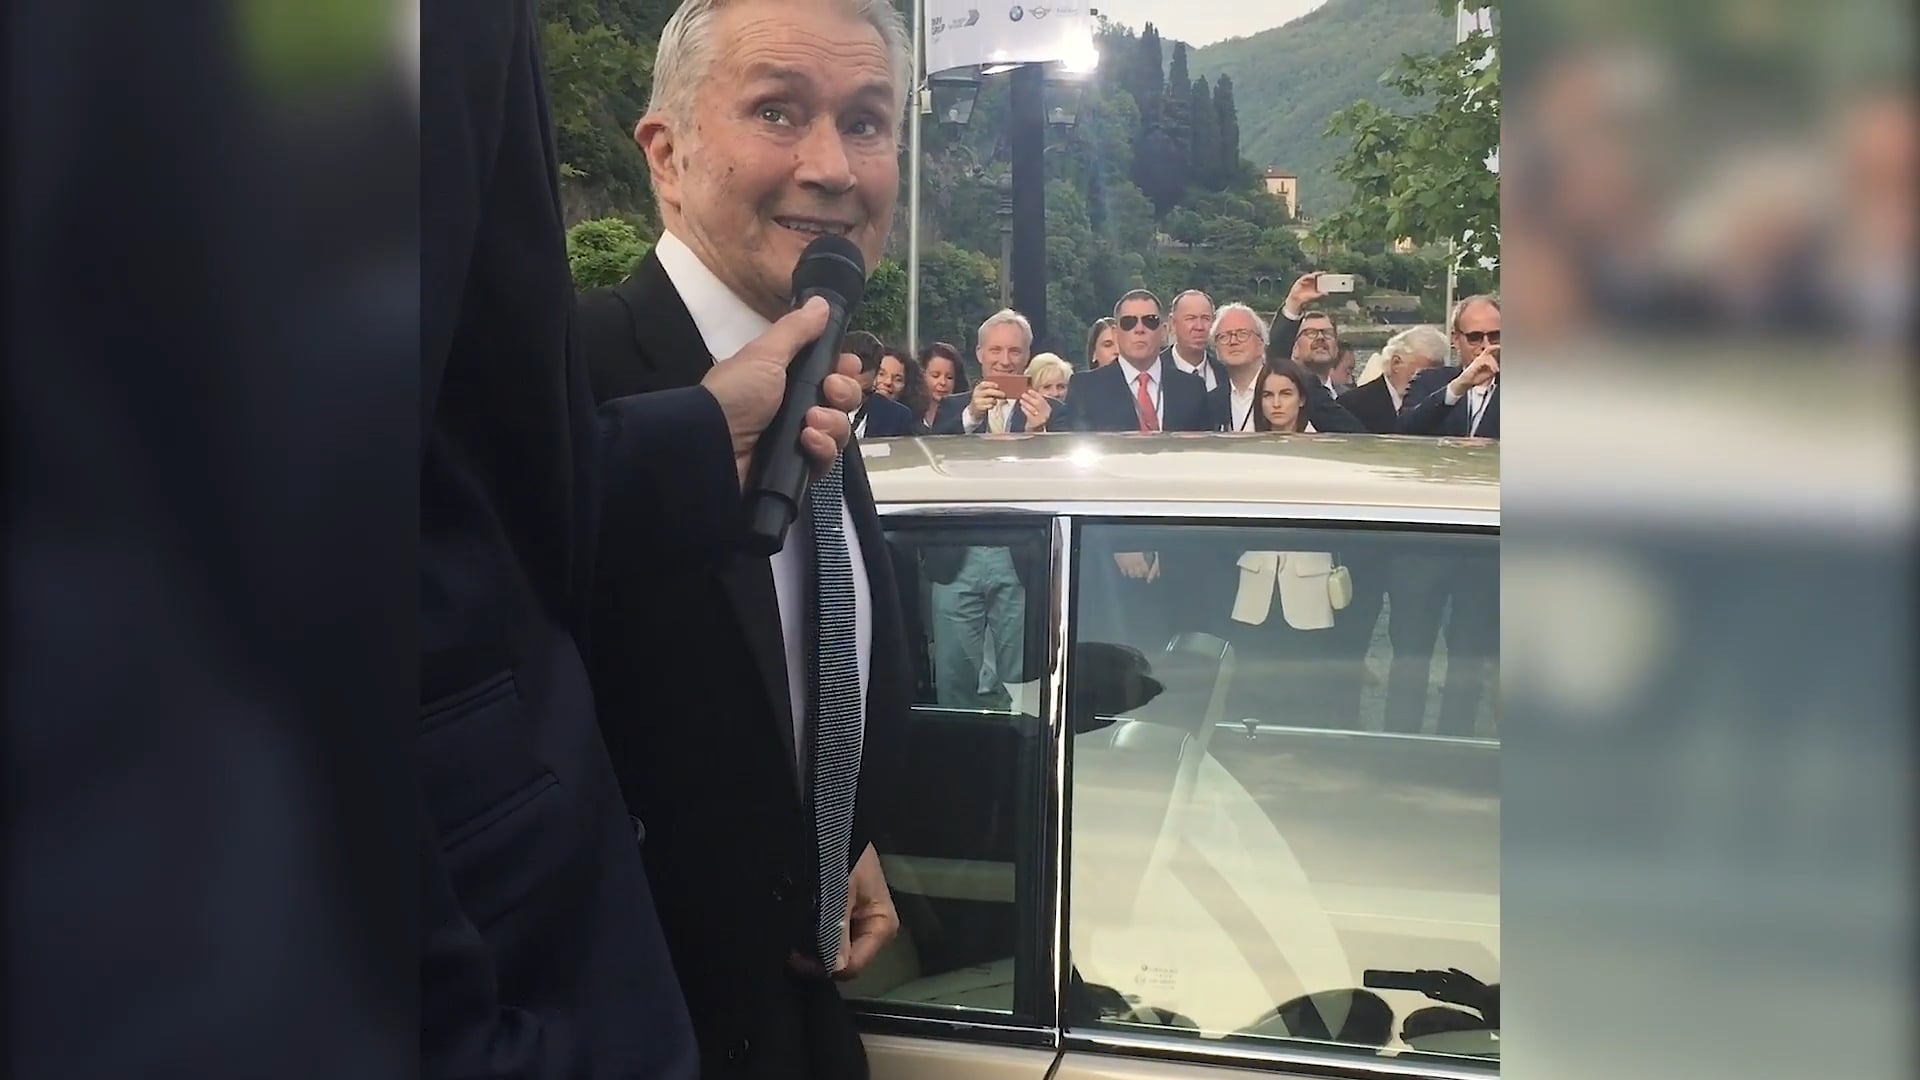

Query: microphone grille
[{"left": 791, "top": 234, "right": 868, "bottom": 309}]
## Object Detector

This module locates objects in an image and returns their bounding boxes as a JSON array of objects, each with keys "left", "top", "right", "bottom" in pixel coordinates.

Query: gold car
[{"left": 843, "top": 432, "right": 1501, "bottom": 1080}]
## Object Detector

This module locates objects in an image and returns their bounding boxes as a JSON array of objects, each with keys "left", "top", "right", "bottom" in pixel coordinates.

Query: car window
[
  {"left": 840, "top": 520, "right": 1055, "bottom": 1024},
  {"left": 1067, "top": 521, "right": 1500, "bottom": 1066}
]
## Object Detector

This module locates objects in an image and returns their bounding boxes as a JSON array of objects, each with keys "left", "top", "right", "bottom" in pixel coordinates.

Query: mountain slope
[{"left": 1189, "top": 0, "right": 1452, "bottom": 217}]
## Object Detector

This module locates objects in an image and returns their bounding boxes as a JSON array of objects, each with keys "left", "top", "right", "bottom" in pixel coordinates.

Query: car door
[
  {"left": 840, "top": 511, "right": 1062, "bottom": 1080},
  {"left": 1057, "top": 513, "right": 1500, "bottom": 1077},
  {"left": 847, "top": 508, "right": 1502, "bottom": 1080}
]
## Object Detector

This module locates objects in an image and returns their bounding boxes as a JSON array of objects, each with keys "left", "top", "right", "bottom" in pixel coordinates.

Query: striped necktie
[{"left": 807, "top": 455, "right": 862, "bottom": 970}]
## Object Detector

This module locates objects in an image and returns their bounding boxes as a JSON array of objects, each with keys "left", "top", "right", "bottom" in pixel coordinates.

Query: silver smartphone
[{"left": 1317, "top": 273, "right": 1356, "bottom": 293}]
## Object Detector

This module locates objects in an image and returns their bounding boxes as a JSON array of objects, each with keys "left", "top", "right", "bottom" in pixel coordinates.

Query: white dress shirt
[
  {"left": 1226, "top": 376, "right": 1258, "bottom": 431},
  {"left": 1168, "top": 347, "right": 1218, "bottom": 392},
  {"left": 655, "top": 230, "right": 872, "bottom": 765}
]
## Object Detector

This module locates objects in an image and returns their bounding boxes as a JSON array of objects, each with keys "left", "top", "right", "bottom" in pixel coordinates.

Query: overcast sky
[{"left": 1085, "top": 0, "right": 1328, "bottom": 49}]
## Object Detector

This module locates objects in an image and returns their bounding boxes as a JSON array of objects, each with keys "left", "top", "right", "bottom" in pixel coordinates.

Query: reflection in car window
[
  {"left": 1068, "top": 522, "right": 1500, "bottom": 1066},
  {"left": 839, "top": 523, "right": 1052, "bottom": 1020}
]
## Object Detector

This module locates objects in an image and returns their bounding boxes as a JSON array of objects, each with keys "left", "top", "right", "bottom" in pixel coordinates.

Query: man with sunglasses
[
  {"left": 1063, "top": 289, "right": 1212, "bottom": 433},
  {"left": 1399, "top": 295, "right": 1501, "bottom": 439}
]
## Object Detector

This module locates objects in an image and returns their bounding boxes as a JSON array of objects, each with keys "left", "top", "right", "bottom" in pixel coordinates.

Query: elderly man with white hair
[
  {"left": 1205, "top": 303, "right": 1368, "bottom": 432},
  {"left": 573, "top": 1, "right": 915, "bottom": 1076},
  {"left": 1337, "top": 325, "right": 1448, "bottom": 434}
]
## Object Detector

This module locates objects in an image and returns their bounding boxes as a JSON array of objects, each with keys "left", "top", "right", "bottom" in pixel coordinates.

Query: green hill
[{"left": 1188, "top": 0, "right": 1453, "bottom": 218}]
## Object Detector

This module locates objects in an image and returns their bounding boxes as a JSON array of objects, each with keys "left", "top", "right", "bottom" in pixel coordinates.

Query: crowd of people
[{"left": 846, "top": 274, "right": 1502, "bottom": 442}]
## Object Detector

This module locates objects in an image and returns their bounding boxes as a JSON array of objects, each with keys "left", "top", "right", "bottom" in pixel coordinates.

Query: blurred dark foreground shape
[{"left": 7, "top": 2, "right": 418, "bottom": 1077}]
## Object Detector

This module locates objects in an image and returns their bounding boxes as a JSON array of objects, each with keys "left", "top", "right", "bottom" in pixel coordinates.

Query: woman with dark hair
[
  {"left": 1252, "top": 359, "right": 1318, "bottom": 433},
  {"left": 916, "top": 341, "right": 968, "bottom": 431},
  {"left": 843, "top": 330, "right": 916, "bottom": 437},
  {"left": 890, "top": 355, "right": 936, "bottom": 434},
  {"left": 1085, "top": 317, "right": 1119, "bottom": 370}
]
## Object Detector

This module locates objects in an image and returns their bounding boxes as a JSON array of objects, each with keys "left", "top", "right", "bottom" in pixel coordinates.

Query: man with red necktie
[{"left": 1061, "top": 289, "right": 1212, "bottom": 433}]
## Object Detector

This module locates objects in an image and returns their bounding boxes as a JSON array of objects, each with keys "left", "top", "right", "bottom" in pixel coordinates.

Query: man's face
[
  {"left": 976, "top": 323, "right": 1029, "bottom": 375},
  {"left": 1292, "top": 314, "right": 1338, "bottom": 373},
  {"left": 874, "top": 354, "right": 907, "bottom": 399},
  {"left": 637, "top": 0, "right": 900, "bottom": 321},
  {"left": 1171, "top": 293, "right": 1214, "bottom": 354},
  {"left": 1114, "top": 299, "right": 1163, "bottom": 368},
  {"left": 1331, "top": 348, "right": 1356, "bottom": 387},
  {"left": 1452, "top": 300, "right": 1501, "bottom": 363},
  {"left": 1211, "top": 310, "right": 1265, "bottom": 370}
]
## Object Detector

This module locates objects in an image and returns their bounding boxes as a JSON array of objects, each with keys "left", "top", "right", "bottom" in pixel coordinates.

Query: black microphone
[{"left": 742, "top": 234, "right": 868, "bottom": 555}]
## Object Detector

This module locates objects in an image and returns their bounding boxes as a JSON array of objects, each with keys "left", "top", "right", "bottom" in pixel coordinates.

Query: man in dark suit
[
  {"left": 571, "top": 1, "right": 912, "bottom": 1076},
  {"left": 844, "top": 330, "right": 918, "bottom": 437},
  {"left": 1161, "top": 288, "right": 1229, "bottom": 392},
  {"left": 930, "top": 308, "right": 1057, "bottom": 434},
  {"left": 1399, "top": 296, "right": 1501, "bottom": 439},
  {"left": 420, "top": 2, "right": 870, "bottom": 1078},
  {"left": 1338, "top": 325, "right": 1447, "bottom": 434},
  {"left": 1068, "top": 289, "right": 1212, "bottom": 432}
]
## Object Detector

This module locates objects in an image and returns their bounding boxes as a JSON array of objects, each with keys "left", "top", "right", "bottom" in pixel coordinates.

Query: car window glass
[
  {"left": 840, "top": 521, "right": 1054, "bottom": 1024},
  {"left": 1067, "top": 521, "right": 1500, "bottom": 1066}
]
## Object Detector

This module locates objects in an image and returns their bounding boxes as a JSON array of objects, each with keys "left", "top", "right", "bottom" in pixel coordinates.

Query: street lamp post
[
  {"left": 928, "top": 61, "right": 1088, "bottom": 352},
  {"left": 1008, "top": 64, "right": 1048, "bottom": 348},
  {"left": 995, "top": 173, "right": 1014, "bottom": 309}
]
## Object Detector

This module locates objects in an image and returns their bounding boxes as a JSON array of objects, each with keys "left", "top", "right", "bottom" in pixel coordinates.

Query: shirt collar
[
  {"left": 1122, "top": 357, "right": 1163, "bottom": 387},
  {"left": 653, "top": 229, "right": 769, "bottom": 361},
  {"left": 1167, "top": 345, "right": 1209, "bottom": 373}
]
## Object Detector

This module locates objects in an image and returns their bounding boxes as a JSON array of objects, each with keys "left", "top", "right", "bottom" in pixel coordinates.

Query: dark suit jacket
[
  {"left": 1206, "top": 376, "right": 1367, "bottom": 433},
  {"left": 11, "top": 3, "right": 421, "bottom": 1077},
  {"left": 1399, "top": 366, "right": 1501, "bottom": 438},
  {"left": 576, "top": 253, "right": 912, "bottom": 1079},
  {"left": 417, "top": 4, "right": 718, "bottom": 1079},
  {"left": 1065, "top": 361, "right": 1212, "bottom": 432},
  {"left": 857, "top": 393, "right": 918, "bottom": 437},
  {"left": 1337, "top": 378, "right": 1401, "bottom": 435}
]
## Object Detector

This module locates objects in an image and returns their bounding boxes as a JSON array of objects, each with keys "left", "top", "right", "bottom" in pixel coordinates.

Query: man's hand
[
  {"left": 700, "top": 297, "right": 863, "bottom": 486},
  {"left": 1448, "top": 348, "right": 1499, "bottom": 397},
  {"left": 1017, "top": 390, "right": 1053, "bottom": 431},
  {"left": 968, "top": 380, "right": 1006, "bottom": 421},
  {"left": 785, "top": 844, "right": 900, "bottom": 981},
  {"left": 1283, "top": 272, "right": 1326, "bottom": 318},
  {"left": 834, "top": 844, "right": 899, "bottom": 980},
  {"left": 1114, "top": 552, "right": 1160, "bottom": 581}
]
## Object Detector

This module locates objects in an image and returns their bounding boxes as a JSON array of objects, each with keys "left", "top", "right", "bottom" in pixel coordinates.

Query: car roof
[{"left": 859, "top": 433, "right": 1500, "bottom": 515}]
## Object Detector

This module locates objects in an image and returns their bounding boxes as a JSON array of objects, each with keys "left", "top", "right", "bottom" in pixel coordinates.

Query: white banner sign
[
  {"left": 1456, "top": 3, "right": 1495, "bottom": 42},
  {"left": 925, "top": 1, "right": 1096, "bottom": 76}
]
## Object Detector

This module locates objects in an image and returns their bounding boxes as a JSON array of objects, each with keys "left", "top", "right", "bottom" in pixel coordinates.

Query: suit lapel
[
  {"left": 621, "top": 255, "right": 800, "bottom": 774},
  {"left": 1104, "top": 362, "right": 1140, "bottom": 430},
  {"left": 1479, "top": 384, "right": 1500, "bottom": 439},
  {"left": 616, "top": 253, "right": 718, "bottom": 392}
]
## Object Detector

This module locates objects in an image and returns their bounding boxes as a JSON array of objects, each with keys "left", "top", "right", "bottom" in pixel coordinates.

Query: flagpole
[{"left": 905, "top": 2, "right": 924, "bottom": 350}]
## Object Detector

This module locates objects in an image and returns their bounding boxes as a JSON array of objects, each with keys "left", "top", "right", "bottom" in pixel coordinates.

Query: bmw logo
[{"left": 1009, "top": 5, "right": 1023, "bottom": 20}]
